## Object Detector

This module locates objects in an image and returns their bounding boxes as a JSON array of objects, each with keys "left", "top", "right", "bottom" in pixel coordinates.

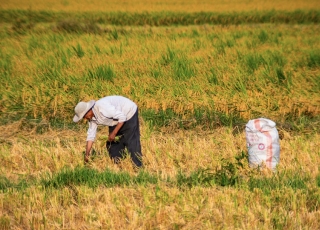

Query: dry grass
[
  {"left": 1, "top": 0, "right": 320, "bottom": 12},
  {"left": 4, "top": 185, "right": 320, "bottom": 229},
  {"left": 1, "top": 119, "right": 320, "bottom": 229}
]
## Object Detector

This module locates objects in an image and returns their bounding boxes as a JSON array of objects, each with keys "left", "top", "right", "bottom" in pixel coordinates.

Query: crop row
[
  {"left": 0, "top": 21, "right": 319, "bottom": 133},
  {"left": 1, "top": 9, "right": 320, "bottom": 26}
]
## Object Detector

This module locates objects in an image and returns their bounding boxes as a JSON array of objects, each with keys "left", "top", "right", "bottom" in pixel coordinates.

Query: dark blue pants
[{"left": 107, "top": 110, "right": 142, "bottom": 168}]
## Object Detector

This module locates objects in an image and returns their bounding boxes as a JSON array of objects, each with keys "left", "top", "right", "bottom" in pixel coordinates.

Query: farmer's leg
[
  {"left": 106, "top": 141, "right": 125, "bottom": 164},
  {"left": 121, "top": 110, "right": 143, "bottom": 168},
  {"left": 107, "top": 126, "right": 125, "bottom": 164}
]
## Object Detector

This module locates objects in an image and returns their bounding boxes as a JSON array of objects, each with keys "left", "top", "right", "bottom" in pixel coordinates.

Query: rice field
[
  {"left": 0, "top": 0, "right": 320, "bottom": 229},
  {"left": 1, "top": 0, "right": 320, "bottom": 12}
]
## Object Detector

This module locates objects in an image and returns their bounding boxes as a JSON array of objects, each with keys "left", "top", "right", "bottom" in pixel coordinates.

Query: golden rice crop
[
  {"left": 1, "top": 0, "right": 320, "bottom": 12},
  {"left": 0, "top": 1, "right": 320, "bottom": 229}
]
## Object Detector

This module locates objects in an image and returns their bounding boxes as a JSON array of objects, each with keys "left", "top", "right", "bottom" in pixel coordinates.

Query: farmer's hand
[
  {"left": 108, "top": 122, "right": 123, "bottom": 142},
  {"left": 108, "top": 132, "right": 116, "bottom": 142},
  {"left": 85, "top": 141, "right": 93, "bottom": 164},
  {"left": 84, "top": 155, "right": 90, "bottom": 164}
]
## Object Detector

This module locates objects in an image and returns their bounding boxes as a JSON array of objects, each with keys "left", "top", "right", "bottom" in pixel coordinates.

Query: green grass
[
  {"left": 86, "top": 64, "right": 116, "bottom": 82},
  {"left": 0, "top": 163, "right": 317, "bottom": 197},
  {"left": 172, "top": 54, "right": 195, "bottom": 80},
  {"left": 1, "top": 9, "right": 320, "bottom": 25},
  {"left": 141, "top": 108, "right": 245, "bottom": 130},
  {"left": 0, "top": 151, "right": 317, "bottom": 193},
  {"left": 248, "top": 172, "right": 309, "bottom": 194},
  {"left": 72, "top": 43, "right": 85, "bottom": 58},
  {"left": 0, "top": 175, "right": 30, "bottom": 192},
  {"left": 307, "top": 50, "right": 320, "bottom": 68}
]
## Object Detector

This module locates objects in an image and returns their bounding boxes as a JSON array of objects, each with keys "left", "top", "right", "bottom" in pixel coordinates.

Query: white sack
[{"left": 245, "top": 118, "right": 280, "bottom": 171}]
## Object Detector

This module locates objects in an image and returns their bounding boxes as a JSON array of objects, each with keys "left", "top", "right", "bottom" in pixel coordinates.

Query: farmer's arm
[
  {"left": 100, "top": 106, "right": 126, "bottom": 142},
  {"left": 85, "top": 121, "right": 97, "bottom": 163},
  {"left": 108, "top": 122, "right": 124, "bottom": 142},
  {"left": 84, "top": 140, "right": 94, "bottom": 163}
]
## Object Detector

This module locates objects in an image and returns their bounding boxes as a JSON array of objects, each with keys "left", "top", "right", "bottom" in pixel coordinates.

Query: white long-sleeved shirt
[{"left": 86, "top": 96, "right": 137, "bottom": 141}]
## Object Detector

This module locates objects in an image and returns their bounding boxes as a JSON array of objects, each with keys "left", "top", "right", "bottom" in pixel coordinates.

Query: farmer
[{"left": 73, "top": 95, "right": 143, "bottom": 168}]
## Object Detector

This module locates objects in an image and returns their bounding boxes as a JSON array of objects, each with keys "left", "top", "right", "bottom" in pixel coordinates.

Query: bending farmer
[{"left": 73, "top": 95, "right": 142, "bottom": 168}]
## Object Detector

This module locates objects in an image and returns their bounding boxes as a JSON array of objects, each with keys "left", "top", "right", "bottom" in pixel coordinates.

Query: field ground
[
  {"left": 0, "top": 1, "right": 320, "bottom": 229},
  {"left": 1, "top": 121, "right": 320, "bottom": 229}
]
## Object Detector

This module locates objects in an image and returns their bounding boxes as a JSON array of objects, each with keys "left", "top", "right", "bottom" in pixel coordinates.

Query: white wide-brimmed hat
[{"left": 73, "top": 100, "right": 95, "bottom": 122}]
